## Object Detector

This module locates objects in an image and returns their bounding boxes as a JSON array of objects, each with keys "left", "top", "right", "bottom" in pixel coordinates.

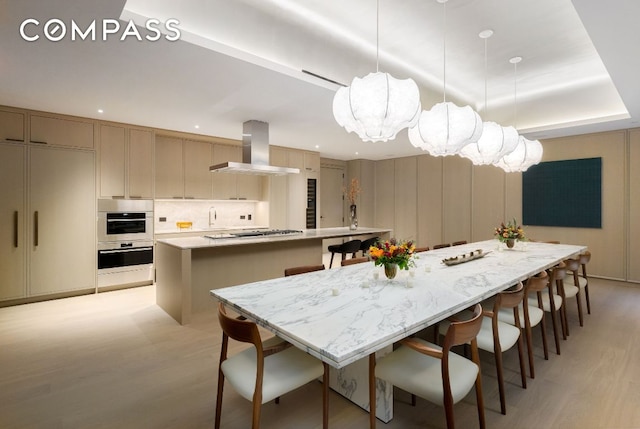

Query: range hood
[{"left": 209, "top": 120, "right": 300, "bottom": 176}]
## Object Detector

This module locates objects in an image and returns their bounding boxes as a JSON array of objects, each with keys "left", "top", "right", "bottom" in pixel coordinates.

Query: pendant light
[
  {"left": 460, "top": 30, "right": 518, "bottom": 165},
  {"left": 332, "top": 0, "right": 421, "bottom": 142},
  {"left": 409, "top": 0, "right": 482, "bottom": 157},
  {"left": 498, "top": 56, "right": 543, "bottom": 172}
]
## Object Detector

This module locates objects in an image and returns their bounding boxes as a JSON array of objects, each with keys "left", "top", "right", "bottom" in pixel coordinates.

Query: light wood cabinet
[
  {"left": 0, "top": 143, "right": 27, "bottom": 300},
  {"left": 99, "top": 125, "right": 126, "bottom": 198},
  {"left": 155, "top": 136, "right": 184, "bottom": 199},
  {"left": 268, "top": 147, "right": 289, "bottom": 228},
  {"left": 128, "top": 129, "right": 153, "bottom": 199},
  {"left": 212, "top": 143, "right": 263, "bottom": 200},
  {"left": 304, "top": 151, "right": 320, "bottom": 172},
  {"left": 99, "top": 126, "right": 153, "bottom": 199},
  {"left": 0, "top": 110, "right": 25, "bottom": 143},
  {"left": 29, "top": 146, "right": 96, "bottom": 295},
  {"left": 393, "top": 157, "right": 417, "bottom": 241},
  {"left": 184, "top": 139, "right": 212, "bottom": 199},
  {"left": 375, "top": 159, "right": 395, "bottom": 230},
  {"left": 30, "top": 115, "right": 94, "bottom": 149},
  {"left": 287, "top": 150, "right": 307, "bottom": 229}
]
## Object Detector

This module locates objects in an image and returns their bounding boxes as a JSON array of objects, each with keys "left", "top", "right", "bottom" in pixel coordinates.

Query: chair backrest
[
  {"left": 525, "top": 270, "right": 549, "bottom": 294},
  {"left": 359, "top": 237, "right": 379, "bottom": 252},
  {"left": 548, "top": 261, "right": 567, "bottom": 284},
  {"left": 493, "top": 282, "right": 525, "bottom": 330},
  {"left": 579, "top": 251, "right": 591, "bottom": 265},
  {"left": 340, "top": 239, "right": 362, "bottom": 254},
  {"left": 218, "top": 303, "right": 262, "bottom": 350},
  {"left": 452, "top": 240, "right": 467, "bottom": 246},
  {"left": 433, "top": 243, "right": 451, "bottom": 249},
  {"left": 442, "top": 304, "right": 483, "bottom": 350},
  {"left": 341, "top": 257, "right": 369, "bottom": 266},
  {"left": 414, "top": 246, "right": 430, "bottom": 253},
  {"left": 564, "top": 258, "right": 580, "bottom": 273},
  {"left": 284, "top": 264, "right": 325, "bottom": 277}
]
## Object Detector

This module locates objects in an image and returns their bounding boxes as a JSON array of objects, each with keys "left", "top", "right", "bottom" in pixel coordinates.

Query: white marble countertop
[
  {"left": 156, "top": 227, "right": 391, "bottom": 250},
  {"left": 211, "top": 240, "right": 586, "bottom": 368}
]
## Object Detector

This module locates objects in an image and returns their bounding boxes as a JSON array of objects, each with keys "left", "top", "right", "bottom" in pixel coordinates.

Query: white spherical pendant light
[
  {"left": 460, "top": 121, "right": 519, "bottom": 165},
  {"left": 333, "top": 72, "right": 421, "bottom": 142}
]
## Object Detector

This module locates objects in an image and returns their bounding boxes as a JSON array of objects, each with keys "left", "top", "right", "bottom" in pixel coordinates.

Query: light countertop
[{"left": 155, "top": 227, "right": 391, "bottom": 250}]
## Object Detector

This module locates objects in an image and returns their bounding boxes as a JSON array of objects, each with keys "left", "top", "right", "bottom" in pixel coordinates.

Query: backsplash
[{"left": 154, "top": 200, "right": 269, "bottom": 233}]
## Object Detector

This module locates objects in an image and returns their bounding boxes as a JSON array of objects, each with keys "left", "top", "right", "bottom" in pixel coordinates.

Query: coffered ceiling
[{"left": 1, "top": 0, "right": 638, "bottom": 160}]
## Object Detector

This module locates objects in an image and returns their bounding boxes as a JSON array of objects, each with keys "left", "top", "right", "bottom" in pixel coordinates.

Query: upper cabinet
[
  {"left": 0, "top": 110, "right": 25, "bottom": 143},
  {"left": 184, "top": 139, "right": 213, "bottom": 199},
  {"left": 304, "top": 151, "right": 320, "bottom": 173},
  {"left": 212, "top": 143, "right": 263, "bottom": 200},
  {"left": 128, "top": 129, "right": 154, "bottom": 199},
  {"left": 99, "top": 125, "right": 154, "bottom": 199},
  {"left": 155, "top": 135, "right": 185, "bottom": 199},
  {"left": 30, "top": 115, "right": 94, "bottom": 149}
]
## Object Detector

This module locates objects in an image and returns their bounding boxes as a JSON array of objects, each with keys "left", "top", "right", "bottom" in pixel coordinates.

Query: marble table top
[
  {"left": 157, "top": 227, "right": 390, "bottom": 250},
  {"left": 211, "top": 240, "right": 586, "bottom": 368}
]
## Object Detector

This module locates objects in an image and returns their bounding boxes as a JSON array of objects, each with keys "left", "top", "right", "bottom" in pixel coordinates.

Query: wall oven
[{"left": 97, "top": 199, "right": 154, "bottom": 288}]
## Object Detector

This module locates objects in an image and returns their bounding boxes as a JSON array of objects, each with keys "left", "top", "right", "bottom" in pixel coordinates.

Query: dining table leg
[{"left": 369, "top": 352, "right": 376, "bottom": 429}]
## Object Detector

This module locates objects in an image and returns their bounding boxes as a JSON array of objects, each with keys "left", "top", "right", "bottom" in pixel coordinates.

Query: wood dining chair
[
  {"left": 433, "top": 243, "right": 451, "bottom": 249},
  {"left": 373, "top": 304, "right": 485, "bottom": 429},
  {"left": 536, "top": 262, "right": 567, "bottom": 355},
  {"left": 327, "top": 239, "right": 362, "bottom": 268},
  {"left": 341, "top": 256, "right": 369, "bottom": 266},
  {"left": 284, "top": 264, "right": 325, "bottom": 277},
  {"left": 443, "top": 283, "right": 527, "bottom": 415},
  {"left": 498, "top": 271, "right": 549, "bottom": 379},
  {"left": 562, "top": 258, "right": 585, "bottom": 329},
  {"left": 215, "top": 303, "right": 329, "bottom": 429}
]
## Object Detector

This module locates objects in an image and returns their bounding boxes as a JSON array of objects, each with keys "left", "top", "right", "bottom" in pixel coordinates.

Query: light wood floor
[{"left": 1, "top": 277, "right": 640, "bottom": 429}]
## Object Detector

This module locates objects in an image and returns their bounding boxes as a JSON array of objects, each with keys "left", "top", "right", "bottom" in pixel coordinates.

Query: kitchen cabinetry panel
[
  {"left": 212, "top": 143, "right": 263, "bottom": 200},
  {"left": 155, "top": 135, "right": 184, "bottom": 199},
  {"left": 128, "top": 129, "right": 153, "bottom": 199},
  {"left": 0, "top": 110, "right": 25, "bottom": 142},
  {"left": 30, "top": 115, "right": 94, "bottom": 149},
  {"left": 0, "top": 144, "right": 26, "bottom": 300},
  {"left": 184, "top": 139, "right": 212, "bottom": 199},
  {"left": 99, "top": 125, "right": 126, "bottom": 198},
  {"left": 304, "top": 151, "right": 320, "bottom": 172},
  {"left": 29, "top": 146, "right": 96, "bottom": 295}
]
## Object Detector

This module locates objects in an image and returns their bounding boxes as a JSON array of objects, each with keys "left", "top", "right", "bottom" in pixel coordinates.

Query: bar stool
[
  {"left": 359, "top": 236, "right": 379, "bottom": 257},
  {"left": 327, "top": 239, "right": 361, "bottom": 268}
]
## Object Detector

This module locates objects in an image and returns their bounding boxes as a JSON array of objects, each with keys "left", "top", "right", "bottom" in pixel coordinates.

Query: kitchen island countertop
[{"left": 155, "top": 227, "right": 391, "bottom": 250}]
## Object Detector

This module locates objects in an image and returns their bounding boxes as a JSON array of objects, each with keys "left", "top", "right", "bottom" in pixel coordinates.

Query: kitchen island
[{"left": 155, "top": 227, "right": 391, "bottom": 324}]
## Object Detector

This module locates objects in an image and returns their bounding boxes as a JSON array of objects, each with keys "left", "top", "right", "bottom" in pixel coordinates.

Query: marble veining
[{"left": 211, "top": 240, "right": 586, "bottom": 368}]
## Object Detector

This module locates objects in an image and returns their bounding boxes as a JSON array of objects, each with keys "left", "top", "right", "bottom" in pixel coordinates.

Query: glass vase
[
  {"left": 506, "top": 239, "right": 515, "bottom": 249},
  {"left": 349, "top": 204, "right": 358, "bottom": 230},
  {"left": 384, "top": 263, "right": 398, "bottom": 280}
]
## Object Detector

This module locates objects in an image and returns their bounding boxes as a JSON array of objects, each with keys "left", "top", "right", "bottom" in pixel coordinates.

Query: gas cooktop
[{"left": 230, "top": 229, "right": 303, "bottom": 238}]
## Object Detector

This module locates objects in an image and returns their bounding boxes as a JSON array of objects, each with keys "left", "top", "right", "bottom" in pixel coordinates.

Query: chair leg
[
  {"left": 369, "top": 353, "right": 376, "bottom": 429},
  {"left": 576, "top": 290, "right": 584, "bottom": 327},
  {"left": 584, "top": 282, "right": 591, "bottom": 314},
  {"left": 411, "top": 394, "right": 417, "bottom": 406},
  {"left": 323, "top": 363, "right": 329, "bottom": 429},
  {"left": 549, "top": 309, "right": 561, "bottom": 355},
  {"left": 539, "top": 316, "right": 549, "bottom": 361},
  {"left": 524, "top": 324, "right": 535, "bottom": 379},
  {"left": 329, "top": 252, "right": 335, "bottom": 268},
  {"left": 472, "top": 344, "right": 486, "bottom": 429},
  {"left": 560, "top": 304, "right": 569, "bottom": 339},
  {"left": 516, "top": 333, "right": 527, "bottom": 389},
  {"left": 494, "top": 348, "right": 507, "bottom": 415},
  {"left": 252, "top": 397, "right": 262, "bottom": 429},
  {"left": 215, "top": 373, "right": 225, "bottom": 429}
]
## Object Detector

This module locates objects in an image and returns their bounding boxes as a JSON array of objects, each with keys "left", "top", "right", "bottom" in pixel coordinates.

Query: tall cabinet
[{"left": 0, "top": 110, "right": 96, "bottom": 302}]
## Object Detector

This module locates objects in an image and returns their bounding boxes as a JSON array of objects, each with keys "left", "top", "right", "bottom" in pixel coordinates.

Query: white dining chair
[
  {"left": 215, "top": 303, "right": 329, "bottom": 429},
  {"left": 374, "top": 304, "right": 485, "bottom": 429}
]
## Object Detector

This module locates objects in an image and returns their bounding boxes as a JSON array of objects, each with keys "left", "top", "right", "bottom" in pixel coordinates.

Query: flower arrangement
[
  {"left": 369, "top": 238, "right": 416, "bottom": 270},
  {"left": 494, "top": 219, "right": 526, "bottom": 242},
  {"left": 343, "top": 178, "right": 361, "bottom": 205}
]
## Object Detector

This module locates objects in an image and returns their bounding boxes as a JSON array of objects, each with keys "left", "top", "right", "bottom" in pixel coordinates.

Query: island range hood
[{"left": 209, "top": 120, "right": 300, "bottom": 175}]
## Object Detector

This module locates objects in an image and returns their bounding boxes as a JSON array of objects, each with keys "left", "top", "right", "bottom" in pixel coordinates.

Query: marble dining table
[{"left": 210, "top": 239, "right": 587, "bottom": 424}]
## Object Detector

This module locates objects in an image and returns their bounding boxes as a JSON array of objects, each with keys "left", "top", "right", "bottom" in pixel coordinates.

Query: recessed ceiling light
[
  {"left": 195, "top": 125, "right": 200, "bottom": 129},
  {"left": 315, "top": 145, "right": 320, "bottom": 149},
  {"left": 97, "top": 109, "right": 104, "bottom": 113},
  {"left": 355, "top": 152, "right": 359, "bottom": 155}
]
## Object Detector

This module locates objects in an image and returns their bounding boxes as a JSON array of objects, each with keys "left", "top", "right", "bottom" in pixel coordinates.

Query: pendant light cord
[
  {"left": 442, "top": 0, "right": 447, "bottom": 102},
  {"left": 513, "top": 60, "right": 518, "bottom": 128},
  {"left": 376, "top": 0, "right": 379, "bottom": 73}
]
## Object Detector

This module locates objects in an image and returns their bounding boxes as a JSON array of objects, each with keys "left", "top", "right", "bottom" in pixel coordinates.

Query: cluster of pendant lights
[{"left": 332, "top": 0, "right": 542, "bottom": 172}]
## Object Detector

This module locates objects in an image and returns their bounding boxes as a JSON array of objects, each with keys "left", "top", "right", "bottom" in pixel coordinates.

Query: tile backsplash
[{"left": 154, "top": 200, "right": 268, "bottom": 233}]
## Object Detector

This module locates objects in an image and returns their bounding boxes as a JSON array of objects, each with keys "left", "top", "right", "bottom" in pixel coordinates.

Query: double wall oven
[{"left": 97, "top": 199, "right": 154, "bottom": 288}]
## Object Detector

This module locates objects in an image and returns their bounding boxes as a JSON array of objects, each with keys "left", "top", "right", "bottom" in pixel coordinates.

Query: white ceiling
[{"left": 1, "top": 0, "right": 638, "bottom": 160}]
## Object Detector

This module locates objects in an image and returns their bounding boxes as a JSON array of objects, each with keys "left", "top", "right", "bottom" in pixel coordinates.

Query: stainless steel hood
[{"left": 209, "top": 120, "right": 300, "bottom": 175}]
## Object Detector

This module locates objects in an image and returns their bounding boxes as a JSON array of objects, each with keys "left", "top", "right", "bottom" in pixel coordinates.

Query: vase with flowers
[
  {"left": 343, "top": 178, "right": 362, "bottom": 230},
  {"left": 369, "top": 238, "right": 416, "bottom": 279},
  {"left": 494, "top": 219, "right": 526, "bottom": 249}
]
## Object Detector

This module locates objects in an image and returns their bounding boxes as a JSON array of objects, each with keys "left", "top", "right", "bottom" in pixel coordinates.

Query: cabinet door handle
[
  {"left": 3, "top": 138, "right": 25, "bottom": 143},
  {"left": 33, "top": 211, "right": 38, "bottom": 247},
  {"left": 14, "top": 211, "right": 19, "bottom": 248},
  {"left": 30, "top": 140, "right": 48, "bottom": 145}
]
